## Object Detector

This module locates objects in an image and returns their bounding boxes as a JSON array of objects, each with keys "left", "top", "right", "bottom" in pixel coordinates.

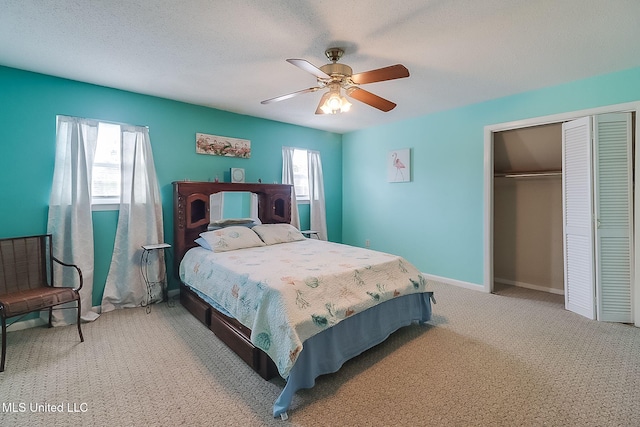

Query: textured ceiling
[{"left": 2, "top": 0, "right": 640, "bottom": 134}]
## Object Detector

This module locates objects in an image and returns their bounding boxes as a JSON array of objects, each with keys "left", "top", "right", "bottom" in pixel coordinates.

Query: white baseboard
[
  {"left": 6, "top": 317, "right": 47, "bottom": 332},
  {"left": 422, "top": 273, "right": 486, "bottom": 292},
  {"left": 5, "top": 291, "right": 177, "bottom": 332},
  {"left": 5, "top": 306, "right": 103, "bottom": 332},
  {"left": 494, "top": 277, "right": 565, "bottom": 295}
]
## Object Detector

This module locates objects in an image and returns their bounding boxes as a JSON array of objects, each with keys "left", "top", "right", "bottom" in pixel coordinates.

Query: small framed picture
[
  {"left": 388, "top": 148, "right": 411, "bottom": 182},
  {"left": 231, "top": 168, "right": 245, "bottom": 183}
]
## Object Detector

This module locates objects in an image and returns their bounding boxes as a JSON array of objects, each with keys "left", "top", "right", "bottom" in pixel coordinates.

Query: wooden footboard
[{"left": 180, "top": 284, "right": 278, "bottom": 380}]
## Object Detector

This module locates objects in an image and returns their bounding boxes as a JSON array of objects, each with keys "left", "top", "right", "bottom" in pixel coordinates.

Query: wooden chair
[{"left": 0, "top": 234, "right": 84, "bottom": 372}]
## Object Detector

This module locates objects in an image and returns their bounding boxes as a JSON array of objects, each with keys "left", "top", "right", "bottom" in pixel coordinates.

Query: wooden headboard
[{"left": 172, "top": 181, "right": 292, "bottom": 276}]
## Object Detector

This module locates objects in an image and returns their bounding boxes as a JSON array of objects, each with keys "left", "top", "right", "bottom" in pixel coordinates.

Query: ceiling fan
[{"left": 261, "top": 47, "right": 410, "bottom": 114}]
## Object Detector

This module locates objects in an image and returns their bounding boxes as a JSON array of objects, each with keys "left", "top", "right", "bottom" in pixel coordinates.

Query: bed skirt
[{"left": 273, "top": 291, "right": 433, "bottom": 417}]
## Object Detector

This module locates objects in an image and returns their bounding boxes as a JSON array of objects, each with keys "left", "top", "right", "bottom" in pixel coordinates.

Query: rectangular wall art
[
  {"left": 196, "top": 133, "right": 251, "bottom": 158},
  {"left": 388, "top": 148, "right": 411, "bottom": 182}
]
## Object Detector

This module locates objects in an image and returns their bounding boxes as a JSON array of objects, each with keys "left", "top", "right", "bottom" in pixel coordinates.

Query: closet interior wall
[{"left": 493, "top": 123, "right": 564, "bottom": 294}]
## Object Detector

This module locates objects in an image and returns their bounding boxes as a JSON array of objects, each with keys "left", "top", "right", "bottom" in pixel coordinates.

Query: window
[
  {"left": 292, "top": 149, "right": 309, "bottom": 202},
  {"left": 92, "top": 122, "right": 121, "bottom": 207}
]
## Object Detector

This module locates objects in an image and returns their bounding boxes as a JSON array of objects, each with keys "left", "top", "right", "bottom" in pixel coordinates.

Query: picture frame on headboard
[{"left": 231, "top": 168, "right": 245, "bottom": 183}]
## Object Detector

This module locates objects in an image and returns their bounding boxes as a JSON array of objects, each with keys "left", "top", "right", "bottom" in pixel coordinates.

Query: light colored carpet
[{"left": 1, "top": 281, "right": 639, "bottom": 426}]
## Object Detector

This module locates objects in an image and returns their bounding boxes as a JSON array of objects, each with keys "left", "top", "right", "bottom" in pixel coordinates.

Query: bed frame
[{"left": 173, "top": 181, "right": 293, "bottom": 380}]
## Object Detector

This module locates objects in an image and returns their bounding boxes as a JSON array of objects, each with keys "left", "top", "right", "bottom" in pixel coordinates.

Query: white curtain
[
  {"left": 47, "top": 116, "right": 101, "bottom": 325},
  {"left": 101, "top": 126, "right": 164, "bottom": 312},
  {"left": 308, "top": 150, "right": 328, "bottom": 240},
  {"left": 282, "top": 146, "right": 301, "bottom": 229}
]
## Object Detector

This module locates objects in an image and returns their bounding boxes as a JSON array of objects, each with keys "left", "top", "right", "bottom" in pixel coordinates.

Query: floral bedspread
[{"left": 179, "top": 239, "right": 432, "bottom": 378}]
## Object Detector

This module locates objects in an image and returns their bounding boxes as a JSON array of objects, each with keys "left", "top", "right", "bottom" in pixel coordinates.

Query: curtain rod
[{"left": 56, "top": 114, "right": 149, "bottom": 129}]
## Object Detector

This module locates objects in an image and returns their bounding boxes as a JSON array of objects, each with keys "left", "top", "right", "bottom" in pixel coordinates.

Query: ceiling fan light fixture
[
  {"left": 340, "top": 97, "right": 352, "bottom": 112},
  {"left": 320, "top": 87, "right": 351, "bottom": 114},
  {"left": 263, "top": 48, "right": 409, "bottom": 114}
]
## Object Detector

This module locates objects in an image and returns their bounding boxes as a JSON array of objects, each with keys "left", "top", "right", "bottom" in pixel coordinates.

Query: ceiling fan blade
[
  {"left": 287, "top": 59, "right": 331, "bottom": 79},
  {"left": 261, "top": 87, "right": 320, "bottom": 104},
  {"left": 351, "top": 64, "right": 409, "bottom": 85},
  {"left": 315, "top": 92, "right": 331, "bottom": 114},
  {"left": 347, "top": 88, "right": 397, "bottom": 112}
]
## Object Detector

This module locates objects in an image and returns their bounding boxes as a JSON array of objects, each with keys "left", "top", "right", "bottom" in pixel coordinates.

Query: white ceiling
[{"left": 2, "top": 0, "right": 640, "bottom": 134}]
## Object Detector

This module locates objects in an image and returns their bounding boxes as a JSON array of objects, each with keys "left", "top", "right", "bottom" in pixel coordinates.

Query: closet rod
[{"left": 494, "top": 171, "right": 562, "bottom": 178}]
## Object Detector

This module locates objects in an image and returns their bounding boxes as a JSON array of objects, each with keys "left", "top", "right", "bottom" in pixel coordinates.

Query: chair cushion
[{"left": 0, "top": 287, "right": 78, "bottom": 318}]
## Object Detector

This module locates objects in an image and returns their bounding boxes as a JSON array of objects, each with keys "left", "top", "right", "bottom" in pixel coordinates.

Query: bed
[{"left": 173, "top": 181, "right": 434, "bottom": 418}]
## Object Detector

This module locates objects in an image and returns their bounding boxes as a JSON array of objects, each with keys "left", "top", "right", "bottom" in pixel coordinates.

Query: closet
[
  {"left": 493, "top": 123, "right": 564, "bottom": 295},
  {"left": 493, "top": 113, "right": 635, "bottom": 322}
]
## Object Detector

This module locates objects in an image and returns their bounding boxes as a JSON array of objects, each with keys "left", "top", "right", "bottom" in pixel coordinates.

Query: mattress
[{"left": 179, "top": 239, "right": 433, "bottom": 378}]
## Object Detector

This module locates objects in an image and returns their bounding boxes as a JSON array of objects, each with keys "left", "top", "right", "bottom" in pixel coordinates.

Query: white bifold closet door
[
  {"left": 563, "top": 116, "right": 596, "bottom": 319},
  {"left": 562, "top": 113, "right": 633, "bottom": 322}
]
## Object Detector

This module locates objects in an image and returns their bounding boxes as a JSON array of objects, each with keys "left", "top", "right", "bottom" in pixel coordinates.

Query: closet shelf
[{"left": 494, "top": 170, "right": 562, "bottom": 178}]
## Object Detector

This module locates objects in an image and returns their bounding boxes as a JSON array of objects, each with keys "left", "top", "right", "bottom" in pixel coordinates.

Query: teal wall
[
  {"left": 342, "top": 66, "right": 640, "bottom": 287},
  {"left": 4, "top": 62, "right": 639, "bottom": 303},
  {"left": 0, "top": 66, "right": 342, "bottom": 306}
]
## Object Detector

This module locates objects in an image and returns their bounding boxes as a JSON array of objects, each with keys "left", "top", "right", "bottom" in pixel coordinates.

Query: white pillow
[
  {"left": 207, "top": 217, "right": 259, "bottom": 231},
  {"left": 199, "top": 226, "right": 265, "bottom": 252},
  {"left": 194, "top": 237, "right": 212, "bottom": 251},
  {"left": 252, "top": 224, "right": 306, "bottom": 245},
  {"left": 210, "top": 217, "right": 255, "bottom": 226}
]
